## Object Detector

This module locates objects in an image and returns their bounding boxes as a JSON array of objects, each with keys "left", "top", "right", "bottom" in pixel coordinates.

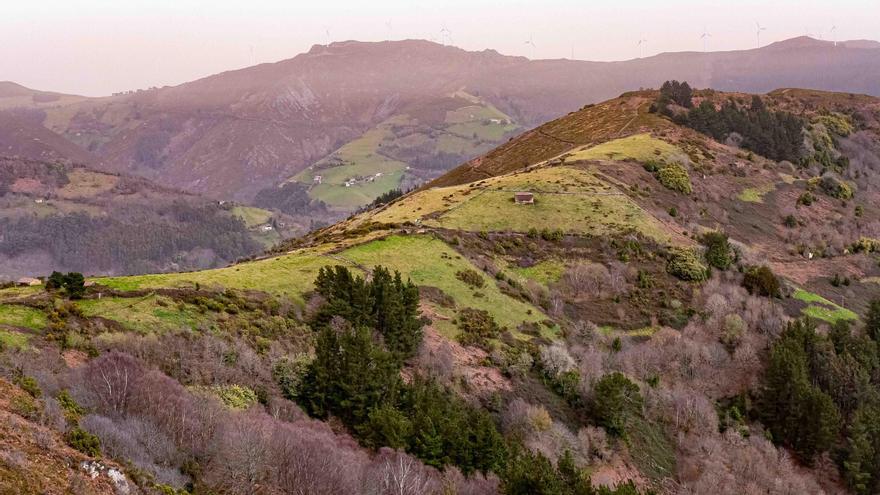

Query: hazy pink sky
[{"left": 2, "top": 0, "right": 878, "bottom": 96}]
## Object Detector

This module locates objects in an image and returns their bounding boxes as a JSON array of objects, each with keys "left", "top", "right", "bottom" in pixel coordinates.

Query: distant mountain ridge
[{"left": 1, "top": 36, "right": 879, "bottom": 206}]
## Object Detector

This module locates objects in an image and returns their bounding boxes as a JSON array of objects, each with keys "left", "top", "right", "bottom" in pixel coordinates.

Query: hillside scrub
[
  {"left": 665, "top": 248, "right": 708, "bottom": 281},
  {"left": 808, "top": 174, "right": 854, "bottom": 199},
  {"left": 654, "top": 163, "right": 692, "bottom": 194},
  {"left": 455, "top": 307, "right": 503, "bottom": 349},
  {"left": 699, "top": 231, "right": 734, "bottom": 270},
  {"left": 742, "top": 265, "right": 781, "bottom": 298}
]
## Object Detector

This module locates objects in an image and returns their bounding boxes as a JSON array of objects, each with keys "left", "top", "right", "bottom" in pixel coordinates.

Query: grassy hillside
[
  {"left": 428, "top": 92, "right": 672, "bottom": 188},
  {"left": 291, "top": 95, "right": 520, "bottom": 209},
  {"left": 2, "top": 87, "right": 880, "bottom": 494}
]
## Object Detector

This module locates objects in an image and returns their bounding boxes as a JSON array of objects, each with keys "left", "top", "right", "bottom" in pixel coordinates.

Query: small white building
[
  {"left": 313, "top": 175, "right": 323, "bottom": 184},
  {"left": 17, "top": 277, "right": 41, "bottom": 287}
]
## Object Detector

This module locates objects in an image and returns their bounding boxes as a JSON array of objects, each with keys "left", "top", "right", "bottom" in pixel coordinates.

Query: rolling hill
[
  {"left": 3, "top": 85, "right": 880, "bottom": 493},
  {"left": 1, "top": 36, "right": 879, "bottom": 215},
  {"left": 0, "top": 157, "right": 309, "bottom": 279}
]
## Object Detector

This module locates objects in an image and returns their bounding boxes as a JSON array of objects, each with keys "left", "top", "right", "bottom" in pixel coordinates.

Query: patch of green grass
[
  {"left": 567, "top": 134, "right": 685, "bottom": 164},
  {"left": 437, "top": 185, "right": 670, "bottom": 242},
  {"left": 293, "top": 123, "right": 409, "bottom": 208},
  {"left": 231, "top": 206, "right": 272, "bottom": 228},
  {"left": 627, "top": 417, "right": 676, "bottom": 481},
  {"left": 0, "top": 286, "right": 42, "bottom": 300},
  {"left": 339, "top": 235, "right": 547, "bottom": 337},
  {"left": 0, "top": 329, "right": 30, "bottom": 349},
  {"left": 509, "top": 259, "right": 565, "bottom": 285},
  {"left": 310, "top": 169, "right": 405, "bottom": 208},
  {"left": 793, "top": 288, "right": 859, "bottom": 323},
  {"left": 367, "top": 165, "right": 678, "bottom": 244},
  {"left": 76, "top": 295, "right": 203, "bottom": 333},
  {"left": 98, "top": 249, "right": 333, "bottom": 301},
  {"left": 738, "top": 183, "right": 776, "bottom": 203},
  {"left": 0, "top": 304, "right": 47, "bottom": 330}
]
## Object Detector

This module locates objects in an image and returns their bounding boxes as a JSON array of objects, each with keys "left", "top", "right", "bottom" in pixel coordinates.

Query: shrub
[
  {"left": 455, "top": 269, "right": 485, "bottom": 289},
  {"left": 591, "top": 372, "right": 643, "bottom": 437},
  {"left": 10, "top": 394, "right": 40, "bottom": 419},
  {"left": 66, "top": 427, "right": 101, "bottom": 457},
  {"left": 666, "top": 248, "right": 708, "bottom": 281},
  {"left": 208, "top": 384, "right": 259, "bottom": 410},
  {"left": 742, "top": 265, "right": 780, "bottom": 297},
  {"left": 455, "top": 308, "right": 503, "bottom": 349},
  {"left": 57, "top": 390, "right": 85, "bottom": 422},
  {"left": 15, "top": 375, "right": 41, "bottom": 398},
  {"left": 797, "top": 192, "right": 814, "bottom": 206},
  {"left": 700, "top": 230, "right": 734, "bottom": 270},
  {"left": 63, "top": 272, "right": 86, "bottom": 299},
  {"left": 273, "top": 355, "right": 312, "bottom": 400},
  {"left": 851, "top": 238, "right": 880, "bottom": 254},
  {"left": 809, "top": 175, "right": 854, "bottom": 200},
  {"left": 783, "top": 215, "right": 798, "bottom": 228},
  {"left": 720, "top": 314, "right": 745, "bottom": 351},
  {"left": 655, "top": 163, "right": 693, "bottom": 194},
  {"left": 540, "top": 228, "right": 564, "bottom": 242}
]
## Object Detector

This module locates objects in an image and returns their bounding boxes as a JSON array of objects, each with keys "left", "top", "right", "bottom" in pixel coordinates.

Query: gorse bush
[
  {"left": 456, "top": 268, "right": 486, "bottom": 289},
  {"left": 655, "top": 163, "right": 693, "bottom": 194},
  {"left": 456, "top": 307, "right": 503, "bottom": 349},
  {"left": 809, "top": 175, "right": 854, "bottom": 200},
  {"left": 665, "top": 248, "right": 708, "bottom": 281},
  {"left": 67, "top": 427, "right": 102, "bottom": 457}
]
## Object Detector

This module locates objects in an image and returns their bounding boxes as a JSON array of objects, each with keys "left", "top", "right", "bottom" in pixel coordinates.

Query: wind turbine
[
  {"left": 386, "top": 19, "right": 393, "bottom": 39},
  {"left": 830, "top": 24, "right": 838, "bottom": 46},
  {"left": 440, "top": 24, "right": 452, "bottom": 45},
  {"left": 637, "top": 36, "right": 648, "bottom": 59},
  {"left": 324, "top": 26, "right": 332, "bottom": 45},
  {"left": 755, "top": 21, "right": 766, "bottom": 48},
  {"left": 524, "top": 34, "right": 537, "bottom": 59},
  {"left": 700, "top": 26, "right": 712, "bottom": 52}
]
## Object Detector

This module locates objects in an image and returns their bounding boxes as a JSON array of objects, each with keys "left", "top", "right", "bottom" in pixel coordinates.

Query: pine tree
[
  {"left": 867, "top": 299, "right": 880, "bottom": 343},
  {"left": 591, "top": 372, "right": 643, "bottom": 437}
]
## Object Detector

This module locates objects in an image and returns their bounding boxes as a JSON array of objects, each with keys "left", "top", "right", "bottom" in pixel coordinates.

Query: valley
[{"left": 3, "top": 81, "right": 880, "bottom": 493}]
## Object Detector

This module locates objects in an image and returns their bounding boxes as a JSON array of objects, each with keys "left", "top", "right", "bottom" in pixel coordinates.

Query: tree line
[
  {"left": 0, "top": 203, "right": 261, "bottom": 274},
  {"left": 653, "top": 81, "right": 805, "bottom": 163}
]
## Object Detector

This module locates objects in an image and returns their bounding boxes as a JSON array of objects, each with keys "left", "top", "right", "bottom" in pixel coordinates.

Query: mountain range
[
  {"left": 1, "top": 35, "right": 880, "bottom": 279},
  {"left": 2, "top": 36, "right": 879, "bottom": 207}
]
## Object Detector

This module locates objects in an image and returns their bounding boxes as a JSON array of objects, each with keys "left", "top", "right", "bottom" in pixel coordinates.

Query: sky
[{"left": 2, "top": 0, "right": 878, "bottom": 97}]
